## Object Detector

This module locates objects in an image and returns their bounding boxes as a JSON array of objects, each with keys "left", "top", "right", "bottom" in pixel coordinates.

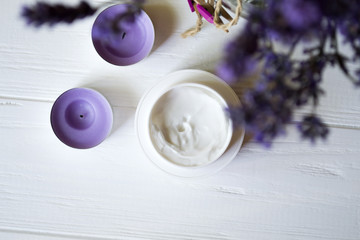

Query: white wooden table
[{"left": 1, "top": 0, "right": 360, "bottom": 239}]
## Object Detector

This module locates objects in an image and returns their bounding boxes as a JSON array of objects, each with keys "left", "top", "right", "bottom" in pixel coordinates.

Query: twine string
[{"left": 182, "top": 0, "right": 242, "bottom": 38}]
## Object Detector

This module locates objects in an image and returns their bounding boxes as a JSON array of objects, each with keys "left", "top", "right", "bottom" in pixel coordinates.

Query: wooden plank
[
  {"left": 2, "top": 1, "right": 359, "bottom": 128},
  {"left": 1, "top": 0, "right": 360, "bottom": 239},
  {"left": 0, "top": 98, "right": 359, "bottom": 239}
]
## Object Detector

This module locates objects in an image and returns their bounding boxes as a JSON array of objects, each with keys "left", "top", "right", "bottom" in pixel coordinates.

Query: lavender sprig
[
  {"left": 218, "top": 0, "right": 360, "bottom": 146},
  {"left": 21, "top": 1, "right": 97, "bottom": 26},
  {"left": 22, "top": 1, "right": 145, "bottom": 51},
  {"left": 298, "top": 115, "right": 329, "bottom": 143}
]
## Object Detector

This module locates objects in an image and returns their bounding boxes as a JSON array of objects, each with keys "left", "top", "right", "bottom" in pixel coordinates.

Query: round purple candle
[
  {"left": 51, "top": 88, "right": 113, "bottom": 149},
  {"left": 92, "top": 4, "right": 155, "bottom": 66}
]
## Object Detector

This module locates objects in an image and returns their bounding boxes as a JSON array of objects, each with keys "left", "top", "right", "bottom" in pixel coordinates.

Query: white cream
[{"left": 150, "top": 85, "right": 232, "bottom": 167}]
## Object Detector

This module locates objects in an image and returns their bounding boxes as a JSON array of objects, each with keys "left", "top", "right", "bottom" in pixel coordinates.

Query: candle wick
[
  {"left": 80, "top": 115, "right": 84, "bottom": 118},
  {"left": 122, "top": 32, "right": 126, "bottom": 39}
]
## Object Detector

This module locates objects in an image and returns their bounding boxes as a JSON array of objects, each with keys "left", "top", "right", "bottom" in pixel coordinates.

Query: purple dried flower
[
  {"left": 218, "top": 0, "right": 360, "bottom": 146},
  {"left": 264, "top": 0, "right": 322, "bottom": 43},
  {"left": 280, "top": 0, "right": 321, "bottom": 29},
  {"left": 217, "top": 21, "right": 262, "bottom": 83},
  {"left": 293, "top": 57, "right": 326, "bottom": 106},
  {"left": 317, "top": 0, "right": 357, "bottom": 20},
  {"left": 339, "top": 17, "right": 360, "bottom": 62},
  {"left": 227, "top": 89, "right": 291, "bottom": 147},
  {"left": 298, "top": 115, "right": 329, "bottom": 142},
  {"left": 217, "top": 59, "right": 257, "bottom": 84},
  {"left": 225, "top": 51, "right": 297, "bottom": 146},
  {"left": 21, "top": 1, "right": 97, "bottom": 26}
]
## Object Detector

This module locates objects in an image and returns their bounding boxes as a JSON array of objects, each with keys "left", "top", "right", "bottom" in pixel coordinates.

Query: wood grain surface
[{"left": 1, "top": 0, "right": 359, "bottom": 239}]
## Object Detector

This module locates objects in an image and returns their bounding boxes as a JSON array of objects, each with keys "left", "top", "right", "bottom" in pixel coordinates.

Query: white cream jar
[
  {"left": 135, "top": 70, "right": 245, "bottom": 177},
  {"left": 150, "top": 84, "right": 232, "bottom": 167}
]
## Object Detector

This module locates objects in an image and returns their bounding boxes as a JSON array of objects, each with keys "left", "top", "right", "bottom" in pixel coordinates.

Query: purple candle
[
  {"left": 51, "top": 88, "right": 113, "bottom": 149},
  {"left": 92, "top": 4, "right": 155, "bottom": 66}
]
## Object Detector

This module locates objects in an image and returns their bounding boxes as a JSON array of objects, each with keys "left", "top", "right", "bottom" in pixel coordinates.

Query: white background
[{"left": 1, "top": 0, "right": 360, "bottom": 239}]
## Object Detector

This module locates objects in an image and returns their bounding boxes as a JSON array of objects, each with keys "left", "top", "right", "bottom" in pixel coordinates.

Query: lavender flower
[
  {"left": 279, "top": 0, "right": 321, "bottom": 29},
  {"left": 219, "top": 0, "right": 360, "bottom": 146},
  {"left": 227, "top": 52, "right": 295, "bottom": 146},
  {"left": 266, "top": 0, "right": 322, "bottom": 42},
  {"left": 298, "top": 115, "right": 329, "bottom": 142},
  {"left": 293, "top": 57, "right": 326, "bottom": 106},
  {"left": 21, "top": 1, "right": 97, "bottom": 26},
  {"left": 317, "top": 0, "right": 357, "bottom": 21},
  {"left": 217, "top": 20, "right": 263, "bottom": 83}
]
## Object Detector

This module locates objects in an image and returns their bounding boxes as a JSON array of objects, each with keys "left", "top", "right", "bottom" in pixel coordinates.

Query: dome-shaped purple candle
[
  {"left": 92, "top": 4, "right": 155, "bottom": 66},
  {"left": 51, "top": 88, "right": 113, "bottom": 149}
]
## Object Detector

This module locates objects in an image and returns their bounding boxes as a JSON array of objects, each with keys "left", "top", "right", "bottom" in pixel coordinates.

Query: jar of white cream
[
  {"left": 150, "top": 83, "right": 232, "bottom": 167},
  {"left": 135, "top": 70, "right": 245, "bottom": 177}
]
